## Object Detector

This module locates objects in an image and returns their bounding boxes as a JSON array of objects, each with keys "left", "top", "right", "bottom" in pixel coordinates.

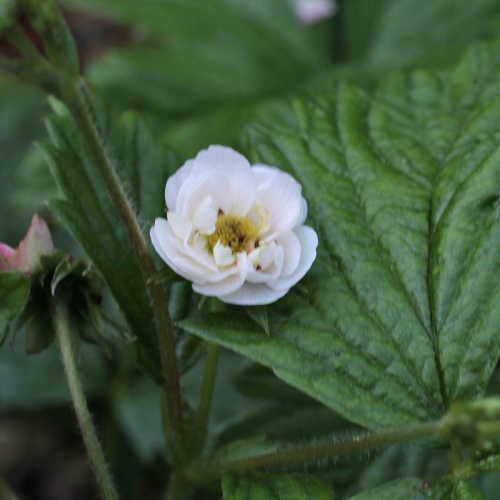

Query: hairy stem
[
  {"left": 217, "top": 420, "right": 443, "bottom": 473},
  {"left": 51, "top": 298, "right": 119, "bottom": 500},
  {"left": 66, "top": 83, "right": 185, "bottom": 453}
]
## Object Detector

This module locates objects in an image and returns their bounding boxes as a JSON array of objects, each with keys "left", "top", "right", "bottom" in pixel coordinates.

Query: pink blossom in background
[{"left": 292, "top": 0, "right": 337, "bottom": 25}]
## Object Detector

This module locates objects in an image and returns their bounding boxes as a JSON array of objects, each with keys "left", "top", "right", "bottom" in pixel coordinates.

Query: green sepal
[
  {"left": 245, "top": 306, "right": 270, "bottom": 336},
  {"left": 11, "top": 250, "right": 113, "bottom": 355},
  {"left": 0, "top": 272, "right": 30, "bottom": 346}
]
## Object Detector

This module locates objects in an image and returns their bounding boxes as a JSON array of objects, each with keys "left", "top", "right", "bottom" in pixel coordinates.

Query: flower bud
[{"left": 0, "top": 214, "right": 54, "bottom": 275}]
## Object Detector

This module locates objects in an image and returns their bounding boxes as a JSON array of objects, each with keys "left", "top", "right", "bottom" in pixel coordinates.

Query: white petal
[
  {"left": 193, "top": 253, "right": 247, "bottom": 296},
  {"left": 213, "top": 241, "right": 235, "bottom": 267},
  {"left": 167, "top": 212, "right": 192, "bottom": 240},
  {"left": 151, "top": 219, "right": 240, "bottom": 283},
  {"left": 270, "top": 226, "right": 318, "bottom": 291},
  {"left": 247, "top": 204, "right": 271, "bottom": 235},
  {"left": 253, "top": 165, "right": 303, "bottom": 237},
  {"left": 151, "top": 220, "right": 214, "bottom": 280},
  {"left": 245, "top": 261, "right": 272, "bottom": 283},
  {"left": 176, "top": 171, "right": 231, "bottom": 217},
  {"left": 218, "top": 283, "right": 288, "bottom": 305},
  {"left": 192, "top": 196, "right": 217, "bottom": 234},
  {"left": 246, "top": 244, "right": 284, "bottom": 284},
  {"left": 256, "top": 245, "right": 275, "bottom": 270},
  {"left": 275, "top": 230, "right": 301, "bottom": 277},
  {"left": 297, "top": 197, "right": 308, "bottom": 227},
  {"left": 165, "top": 159, "right": 194, "bottom": 210},
  {"left": 192, "top": 146, "right": 256, "bottom": 216}
]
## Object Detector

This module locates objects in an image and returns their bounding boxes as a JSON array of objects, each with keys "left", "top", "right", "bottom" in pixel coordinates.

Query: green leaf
[
  {"left": 109, "top": 110, "right": 177, "bottom": 225},
  {"left": 0, "top": 336, "right": 106, "bottom": 409},
  {"left": 180, "top": 349, "right": 343, "bottom": 454},
  {"left": 0, "top": 272, "right": 30, "bottom": 344},
  {"left": 113, "top": 376, "right": 165, "bottom": 462},
  {"left": 43, "top": 95, "right": 176, "bottom": 381},
  {"left": 182, "top": 42, "right": 500, "bottom": 429},
  {"left": 468, "top": 442, "right": 500, "bottom": 474},
  {"left": 352, "top": 478, "right": 486, "bottom": 500},
  {"left": 450, "top": 482, "right": 487, "bottom": 500},
  {"left": 75, "top": 0, "right": 326, "bottom": 106},
  {"left": 346, "top": 445, "right": 448, "bottom": 498},
  {"left": 65, "top": 0, "right": 331, "bottom": 158},
  {"left": 341, "top": 0, "right": 500, "bottom": 68},
  {"left": 347, "top": 477, "right": 426, "bottom": 500},
  {"left": 222, "top": 472, "right": 334, "bottom": 500}
]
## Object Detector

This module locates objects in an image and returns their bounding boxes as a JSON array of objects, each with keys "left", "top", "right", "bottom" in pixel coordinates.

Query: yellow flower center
[{"left": 208, "top": 214, "right": 257, "bottom": 253}]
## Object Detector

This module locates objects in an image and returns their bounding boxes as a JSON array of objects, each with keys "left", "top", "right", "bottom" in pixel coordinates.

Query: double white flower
[{"left": 150, "top": 146, "right": 318, "bottom": 305}]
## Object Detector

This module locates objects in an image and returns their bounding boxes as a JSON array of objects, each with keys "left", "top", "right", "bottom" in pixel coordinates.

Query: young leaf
[
  {"left": 182, "top": 42, "right": 500, "bottom": 429},
  {"left": 0, "top": 272, "right": 30, "bottom": 344},
  {"left": 222, "top": 472, "right": 334, "bottom": 500}
]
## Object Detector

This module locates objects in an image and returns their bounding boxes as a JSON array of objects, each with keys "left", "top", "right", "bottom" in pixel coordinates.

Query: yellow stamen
[{"left": 208, "top": 214, "right": 257, "bottom": 253}]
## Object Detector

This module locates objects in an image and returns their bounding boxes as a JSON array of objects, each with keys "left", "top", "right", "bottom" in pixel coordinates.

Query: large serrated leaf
[
  {"left": 222, "top": 472, "right": 334, "bottom": 500},
  {"left": 181, "top": 42, "right": 500, "bottom": 429},
  {"left": 43, "top": 97, "right": 175, "bottom": 381}
]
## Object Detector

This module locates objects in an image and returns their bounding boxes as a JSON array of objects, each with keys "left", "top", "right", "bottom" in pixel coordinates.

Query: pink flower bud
[
  {"left": 0, "top": 215, "right": 54, "bottom": 274},
  {"left": 0, "top": 243, "right": 14, "bottom": 259}
]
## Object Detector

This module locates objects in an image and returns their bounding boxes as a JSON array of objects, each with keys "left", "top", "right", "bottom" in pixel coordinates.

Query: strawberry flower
[{"left": 150, "top": 145, "right": 318, "bottom": 305}]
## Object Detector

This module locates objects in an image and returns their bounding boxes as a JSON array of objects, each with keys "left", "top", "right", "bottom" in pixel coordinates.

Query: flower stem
[
  {"left": 66, "top": 83, "right": 185, "bottom": 453},
  {"left": 51, "top": 297, "right": 119, "bottom": 500},
  {"left": 217, "top": 420, "right": 443, "bottom": 473},
  {"left": 191, "top": 343, "right": 220, "bottom": 454}
]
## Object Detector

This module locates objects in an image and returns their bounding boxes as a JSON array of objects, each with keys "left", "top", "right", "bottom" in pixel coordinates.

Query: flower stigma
[{"left": 208, "top": 213, "right": 257, "bottom": 254}]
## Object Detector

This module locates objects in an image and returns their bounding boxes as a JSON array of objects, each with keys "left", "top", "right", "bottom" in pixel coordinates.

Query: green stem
[
  {"left": 217, "top": 420, "right": 443, "bottom": 473},
  {"left": 191, "top": 343, "right": 220, "bottom": 454},
  {"left": 51, "top": 298, "right": 119, "bottom": 500},
  {"left": 66, "top": 83, "right": 185, "bottom": 453},
  {"left": 448, "top": 440, "right": 463, "bottom": 476}
]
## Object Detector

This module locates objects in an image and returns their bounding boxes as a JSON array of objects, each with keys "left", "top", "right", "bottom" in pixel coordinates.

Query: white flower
[{"left": 150, "top": 145, "right": 318, "bottom": 305}]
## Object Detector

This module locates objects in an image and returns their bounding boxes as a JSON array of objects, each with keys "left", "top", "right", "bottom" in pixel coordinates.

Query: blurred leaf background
[{"left": 3, "top": 0, "right": 500, "bottom": 498}]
